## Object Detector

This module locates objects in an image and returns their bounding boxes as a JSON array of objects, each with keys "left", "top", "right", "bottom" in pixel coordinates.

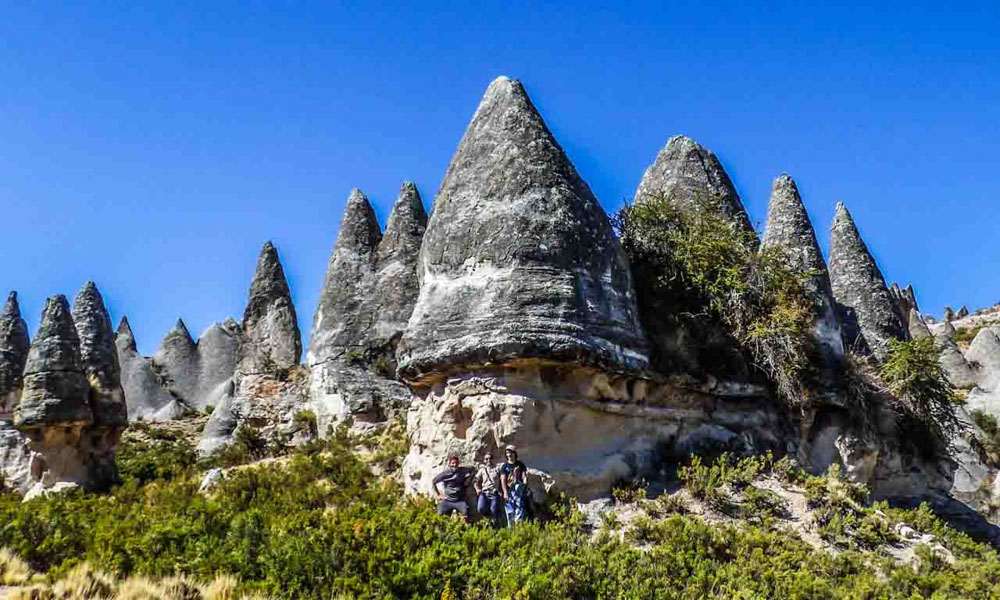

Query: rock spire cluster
[
  {"left": 307, "top": 184, "right": 426, "bottom": 427},
  {"left": 397, "top": 76, "right": 648, "bottom": 379},
  {"left": 828, "top": 203, "right": 907, "bottom": 358},
  {"left": 13, "top": 285, "right": 127, "bottom": 497}
]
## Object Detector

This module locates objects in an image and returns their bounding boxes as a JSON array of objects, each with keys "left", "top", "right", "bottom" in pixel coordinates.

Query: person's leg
[
  {"left": 489, "top": 493, "right": 502, "bottom": 526},
  {"left": 437, "top": 500, "right": 450, "bottom": 516},
  {"left": 477, "top": 493, "right": 489, "bottom": 519},
  {"left": 454, "top": 499, "right": 469, "bottom": 522}
]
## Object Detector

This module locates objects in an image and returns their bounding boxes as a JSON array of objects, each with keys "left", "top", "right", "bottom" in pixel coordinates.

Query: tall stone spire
[
  {"left": 307, "top": 189, "right": 382, "bottom": 364},
  {"left": 762, "top": 175, "right": 844, "bottom": 360},
  {"left": 15, "top": 295, "right": 92, "bottom": 428},
  {"left": 0, "top": 292, "right": 30, "bottom": 417},
  {"left": 72, "top": 282, "right": 127, "bottom": 426},
  {"left": 236, "top": 241, "right": 301, "bottom": 374},
  {"left": 828, "top": 203, "right": 906, "bottom": 358},
  {"left": 634, "top": 135, "right": 755, "bottom": 237},
  {"left": 397, "top": 76, "right": 648, "bottom": 379}
]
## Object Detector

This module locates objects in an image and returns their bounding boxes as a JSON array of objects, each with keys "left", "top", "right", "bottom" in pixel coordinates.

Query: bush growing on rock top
[{"left": 615, "top": 193, "right": 818, "bottom": 407}]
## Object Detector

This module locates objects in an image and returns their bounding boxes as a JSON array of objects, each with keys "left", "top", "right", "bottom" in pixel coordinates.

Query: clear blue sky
[{"left": 2, "top": 2, "right": 998, "bottom": 355}]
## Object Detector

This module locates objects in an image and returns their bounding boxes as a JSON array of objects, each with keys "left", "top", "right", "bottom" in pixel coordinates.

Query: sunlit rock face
[
  {"left": 200, "top": 242, "right": 303, "bottom": 455},
  {"left": 307, "top": 184, "right": 425, "bottom": 432},
  {"left": 397, "top": 76, "right": 648, "bottom": 381},
  {"left": 403, "top": 364, "right": 786, "bottom": 502},
  {"left": 828, "top": 203, "right": 907, "bottom": 359}
]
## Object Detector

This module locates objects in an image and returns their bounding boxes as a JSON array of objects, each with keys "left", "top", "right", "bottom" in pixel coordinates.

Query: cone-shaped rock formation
[
  {"left": 308, "top": 189, "right": 383, "bottom": 363},
  {"left": 15, "top": 295, "right": 91, "bottom": 428},
  {"left": 236, "top": 241, "right": 301, "bottom": 375},
  {"left": 397, "top": 76, "right": 648, "bottom": 379},
  {"left": 828, "top": 203, "right": 906, "bottom": 359},
  {"left": 762, "top": 175, "right": 844, "bottom": 361},
  {"left": 72, "top": 282, "right": 127, "bottom": 427},
  {"left": 0, "top": 292, "right": 30, "bottom": 417},
  {"left": 634, "top": 135, "right": 755, "bottom": 237},
  {"left": 907, "top": 308, "right": 933, "bottom": 340}
]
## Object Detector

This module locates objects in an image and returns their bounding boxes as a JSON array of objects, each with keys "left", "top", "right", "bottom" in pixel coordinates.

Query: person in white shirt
[{"left": 474, "top": 453, "right": 503, "bottom": 526}]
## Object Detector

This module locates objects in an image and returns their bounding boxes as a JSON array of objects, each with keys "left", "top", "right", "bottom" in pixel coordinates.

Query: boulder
[
  {"left": 762, "top": 174, "right": 844, "bottom": 362},
  {"left": 957, "top": 306, "right": 970, "bottom": 319},
  {"left": 0, "top": 292, "right": 30, "bottom": 418},
  {"left": 397, "top": 76, "right": 648, "bottom": 379},
  {"left": 634, "top": 135, "right": 755, "bottom": 237},
  {"left": 908, "top": 308, "right": 933, "bottom": 340},
  {"left": 828, "top": 203, "right": 906, "bottom": 359}
]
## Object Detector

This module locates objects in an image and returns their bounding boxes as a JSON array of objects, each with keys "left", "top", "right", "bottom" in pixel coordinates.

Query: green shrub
[
  {"left": 117, "top": 432, "right": 198, "bottom": 486},
  {"left": 612, "top": 479, "right": 648, "bottom": 504},
  {"left": 614, "top": 195, "right": 818, "bottom": 406},
  {"left": 881, "top": 337, "right": 961, "bottom": 455},
  {"left": 740, "top": 486, "right": 788, "bottom": 526},
  {"left": 293, "top": 410, "right": 319, "bottom": 437}
]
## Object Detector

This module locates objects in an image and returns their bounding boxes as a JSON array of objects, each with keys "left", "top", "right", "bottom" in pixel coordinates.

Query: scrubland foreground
[{"left": 3, "top": 422, "right": 1000, "bottom": 600}]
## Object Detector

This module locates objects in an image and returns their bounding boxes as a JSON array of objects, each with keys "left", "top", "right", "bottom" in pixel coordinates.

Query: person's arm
[
  {"left": 473, "top": 469, "right": 482, "bottom": 495},
  {"left": 432, "top": 472, "right": 446, "bottom": 500},
  {"left": 500, "top": 466, "right": 510, "bottom": 499}
]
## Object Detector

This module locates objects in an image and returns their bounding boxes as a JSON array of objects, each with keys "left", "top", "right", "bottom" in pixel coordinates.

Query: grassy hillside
[{"left": 3, "top": 425, "right": 1000, "bottom": 599}]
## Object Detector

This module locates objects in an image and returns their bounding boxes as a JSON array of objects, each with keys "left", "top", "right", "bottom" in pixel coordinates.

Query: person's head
[
  {"left": 483, "top": 453, "right": 494, "bottom": 465},
  {"left": 448, "top": 454, "right": 460, "bottom": 470},
  {"left": 504, "top": 445, "right": 518, "bottom": 463}
]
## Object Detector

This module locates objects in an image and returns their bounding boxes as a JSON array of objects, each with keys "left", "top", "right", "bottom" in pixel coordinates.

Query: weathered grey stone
[
  {"left": 634, "top": 135, "right": 755, "bottom": 237},
  {"left": 195, "top": 318, "right": 241, "bottom": 411},
  {"left": 944, "top": 307, "right": 956, "bottom": 322},
  {"left": 397, "top": 76, "right": 648, "bottom": 379},
  {"left": 308, "top": 189, "right": 382, "bottom": 363},
  {"left": 964, "top": 328, "right": 1000, "bottom": 419},
  {"left": 236, "top": 241, "right": 301, "bottom": 375},
  {"left": 72, "top": 282, "right": 127, "bottom": 427},
  {"left": 15, "top": 295, "right": 91, "bottom": 428},
  {"left": 0, "top": 292, "right": 29, "bottom": 418},
  {"left": 115, "top": 317, "right": 186, "bottom": 421},
  {"left": 966, "top": 328, "right": 1000, "bottom": 374},
  {"left": 153, "top": 319, "right": 199, "bottom": 404},
  {"left": 828, "top": 203, "right": 906, "bottom": 359},
  {"left": 908, "top": 308, "right": 933, "bottom": 340},
  {"left": 762, "top": 174, "right": 844, "bottom": 362},
  {"left": 957, "top": 306, "right": 970, "bottom": 319},
  {"left": 371, "top": 182, "right": 428, "bottom": 358},
  {"left": 0, "top": 420, "right": 31, "bottom": 494},
  {"left": 308, "top": 183, "right": 426, "bottom": 426}
]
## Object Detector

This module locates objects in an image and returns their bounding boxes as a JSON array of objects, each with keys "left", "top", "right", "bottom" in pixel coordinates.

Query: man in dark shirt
[{"left": 433, "top": 454, "right": 472, "bottom": 520}]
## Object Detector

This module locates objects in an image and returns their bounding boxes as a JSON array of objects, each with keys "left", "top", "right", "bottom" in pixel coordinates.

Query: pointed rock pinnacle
[
  {"left": 828, "top": 203, "right": 906, "bottom": 359},
  {"left": 237, "top": 241, "right": 302, "bottom": 374},
  {"left": 15, "top": 295, "right": 92, "bottom": 428},
  {"left": 72, "top": 282, "right": 127, "bottom": 427},
  {"left": 397, "top": 76, "right": 648, "bottom": 378},
  {"left": 0, "top": 291, "right": 30, "bottom": 415}
]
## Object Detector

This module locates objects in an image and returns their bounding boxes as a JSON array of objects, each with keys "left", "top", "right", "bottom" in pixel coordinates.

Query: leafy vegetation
[
  {"left": 971, "top": 409, "right": 1000, "bottom": 460},
  {"left": 881, "top": 337, "right": 962, "bottom": 456},
  {"left": 614, "top": 194, "right": 819, "bottom": 406},
  {"left": 5, "top": 439, "right": 1000, "bottom": 598}
]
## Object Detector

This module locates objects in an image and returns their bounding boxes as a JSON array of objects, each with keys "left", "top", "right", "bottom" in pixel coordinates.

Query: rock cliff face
[
  {"left": 200, "top": 242, "right": 303, "bottom": 455},
  {"left": 397, "top": 76, "right": 648, "bottom": 380},
  {"left": 307, "top": 184, "right": 426, "bottom": 431},
  {"left": 828, "top": 203, "right": 907, "bottom": 359},
  {"left": 14, "top": 292, "right": 123, "bottom": 498},
  {"left": 0, "top": 292, "right": 31, "bottom": 493},
  {"left": 115, "top": 318, "right": 186, "bottom": 421},
  {"left": 762, "top": 175, "right": 843, "bottom": 363},
  {"left": 634, "top": 135, "right": 755, "bottom": 237}
]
